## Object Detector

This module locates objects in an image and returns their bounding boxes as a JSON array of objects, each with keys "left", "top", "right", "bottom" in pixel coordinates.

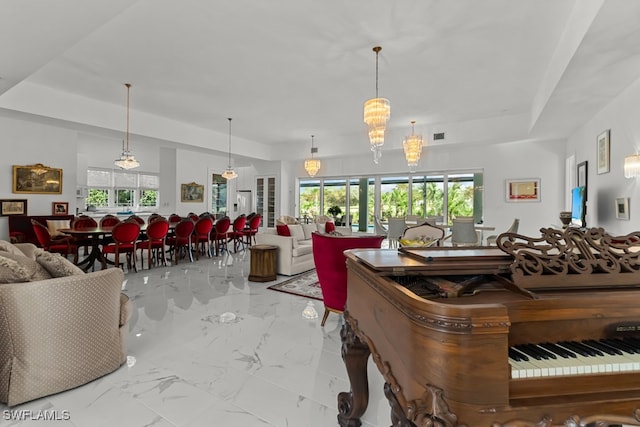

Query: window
[
  {"left": 297, "top": 170, "right": 483, "bottom": 230},
  {"left": 86, "top": 168, "right": 159, "bottom": 209},
  {"left": 211, "top": 174, "right": 227, "bottom": 217}
]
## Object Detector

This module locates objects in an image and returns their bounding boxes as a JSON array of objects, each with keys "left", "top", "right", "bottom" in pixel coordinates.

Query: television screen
[{"left": 571, "top": 186, "right": 586, "bottom": 227}]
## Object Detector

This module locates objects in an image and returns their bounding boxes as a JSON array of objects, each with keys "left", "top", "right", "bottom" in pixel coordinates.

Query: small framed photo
[
  {"left": 0, "top": 199, "right": 28, "bottom": 216},
  {"left": 52, "top": 201, "right": 69, "bottom": 216},
  {"left": 616, "top": 197, "right": 630, "bottom": 220},
  {"left": 597, "top": 130, "right": 610, "bottom": 174},
  {"left": 505, "top": 178, "right": 541, "bottom": 202},
  {"left": 181, "top": 182, "right": 204, "bottom": 203}
]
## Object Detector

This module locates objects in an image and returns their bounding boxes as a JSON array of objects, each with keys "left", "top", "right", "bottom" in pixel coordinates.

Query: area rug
[{"left": 267, "top": 270, "right": 323, "bottom": 301}]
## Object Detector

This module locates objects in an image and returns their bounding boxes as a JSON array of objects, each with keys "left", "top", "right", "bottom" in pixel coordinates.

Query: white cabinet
[{"left": 256, "top": 176, "right": 276, "bottom": 228}]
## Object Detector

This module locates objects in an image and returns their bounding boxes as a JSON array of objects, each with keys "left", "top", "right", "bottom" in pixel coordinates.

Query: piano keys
[{"left": 338, "top": 228, "right": 640, "bottom": 427}]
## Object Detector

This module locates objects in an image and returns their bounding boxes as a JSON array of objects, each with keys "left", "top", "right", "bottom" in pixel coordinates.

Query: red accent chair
[
  {"left": 168, "top": 213, "right": 182, "bottom": 224},
  {"left": 137, "top": 219, "right": 170, "bottom": 269},
  {"left": 243, "top": 213, "right": 262, "bottom": 247},
  {"left": 227, "top": 215, "right": 247, "bottom": 252},
  {"left": 311, "top": 232, "right": 385, "bottom": 326},
  {"left": 192, "top": 216, "right": 214, "bottom": 259},
  {"left": 31, "top": 219, "right": 78, "bottom": 264},
  {"left": 211, "top": 216, "right": 231, "bottom": 256},
  {"left": 166, "top": 218, "right": 195, "bottom": 264},
  {"left": 101, "top": 221, "right": 141, "bottom": 272}
]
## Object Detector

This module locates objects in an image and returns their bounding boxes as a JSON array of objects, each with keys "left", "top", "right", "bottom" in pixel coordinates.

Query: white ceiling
[{"left": 2, "top": 0, "right": 640, "bottom": 162}]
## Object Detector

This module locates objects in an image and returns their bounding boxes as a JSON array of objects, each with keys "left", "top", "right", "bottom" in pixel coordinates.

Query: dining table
[{"left": 59, "top": 226, "right": 119, "bottom": 271}]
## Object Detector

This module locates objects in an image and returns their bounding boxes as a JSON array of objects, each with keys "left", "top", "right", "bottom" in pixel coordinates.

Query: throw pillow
[
  {"left": 0, "top": 240, "right": 25, "bottom": 256},
  {"left": 34, "top": 248, "right": 84, "bottom": 277},
  {"left": 324, "top": 221, "right": 336, "bottom": 233},
  {"left": 288, "top": 224, "right": 305, "bottom": 241},
  {"left": 276, "top": 224, "right": 291, "bottom": 236},
  {"left": 0, "top": 252, "right": 52, "bottom": 283},
  {"left": 46, "top": 219, "right": 71, "bottom": 237}
]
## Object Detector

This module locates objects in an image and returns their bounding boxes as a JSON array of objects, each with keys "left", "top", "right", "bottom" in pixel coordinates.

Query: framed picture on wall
[
  {"left": 597, "top": 130, "right": 610, "bottom": 174},
  {"left": 181, "top": 182, "right": 204, "bottom": 202},
  {"left": 505, "top": 178, "right": 541, "bottom": 202},
  {"left": 13, "top": 163, "right": 63, "bottom": 194},
  {"left": 52, "top": 201, "right": 69, "bottom": 216},
  {"left": 616, "top": 197, "right": 630, "bottom": 220},
  {"left": 0, "top": 199, "right": 27, "bottom": 216}
]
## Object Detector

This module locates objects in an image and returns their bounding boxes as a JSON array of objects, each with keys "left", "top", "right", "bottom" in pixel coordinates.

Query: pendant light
[
  {"left": 624, "top": 153, "right": 640, "bottom": 178},
  {"left": 222, "top": 117, "right": 238, "bottom": 180},
  {"left": 114, "top": 83, "right": 140, "bottom": 170},
  {"left": 403, "top": 121, "right": 423, "bottom": 172},
  {"left": 304, "top": 135, "right": 321, "bottom": 177},
  {"left": 363, "top": 46, "right": 390, "bottom": 164}
]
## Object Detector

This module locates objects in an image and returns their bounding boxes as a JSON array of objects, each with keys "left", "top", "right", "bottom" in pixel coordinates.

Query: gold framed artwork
[
  {"left": 52, "top": 201, "right": 69, "bottom": 216},
  {"left": 597, "top": 129, "right": 610, "bottom": 174},
  {"left": 181, "top": 182, "right": 204, "bottom": 202},
  {"left": 13, "top": 163, "right": 63, "bottom": 194},
  {"left": 505, "top": 178, "right": 541, "bottom": 202},
  {"left": 0, "top": 199, "right": 27, "bottom": 216}
]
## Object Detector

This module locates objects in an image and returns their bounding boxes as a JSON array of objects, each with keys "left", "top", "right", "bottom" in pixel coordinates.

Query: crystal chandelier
[
  {"left": 624, "top": 153, "right": 640, "bottom": 178},
  {"left": 114, "top": 83, "right": 140, "bottom": 170},
  {"left": 304, "top": 135, "right": 321, "bottom": 177},
  {"left": 222, "top": 117, "right": 238, "bottom": 180},
  {"left": 363, "top": 46, "right": 390, "bottom": 164},
  {"left": 403, "top": 121, "right": 423, "bottom": 172}
]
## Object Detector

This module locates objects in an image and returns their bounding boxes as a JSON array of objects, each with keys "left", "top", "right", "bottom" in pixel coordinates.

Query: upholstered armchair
[
  {"left": 0, "top": 242, "right": 132, "bottom": 406},
  {"left": 311, "top": 232, "right": 385, "bottom": 326}
]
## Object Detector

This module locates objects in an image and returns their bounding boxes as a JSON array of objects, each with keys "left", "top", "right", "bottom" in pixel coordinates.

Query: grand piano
[{"left": 338, "top": 227, "right": 640, "bottom": 427}]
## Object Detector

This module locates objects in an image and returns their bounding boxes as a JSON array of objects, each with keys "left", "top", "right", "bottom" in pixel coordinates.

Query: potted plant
[{"left": 327, "top": 206, "right": 342, "bottom": 222}]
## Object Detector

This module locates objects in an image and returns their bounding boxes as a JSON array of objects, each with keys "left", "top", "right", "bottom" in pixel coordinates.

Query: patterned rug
[{"left": 267, "top": 270, "right": 323, "bottom": 301}]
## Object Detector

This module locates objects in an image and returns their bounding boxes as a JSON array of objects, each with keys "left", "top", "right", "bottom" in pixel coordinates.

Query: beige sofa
[
  {"left": 0, "top": 241, "right": 132, "bottom": 407},
  {"left": 255, "top": 223, "right": 351, "bottom": 276}
]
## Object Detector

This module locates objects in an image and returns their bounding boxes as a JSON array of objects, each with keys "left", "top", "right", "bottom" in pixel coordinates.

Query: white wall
[
  {"left": 566, "top": 76, "right": 640, "bottom": 235},
  {"left": 0, "top": 116, "right": 79, "bottom": 239},
  {"left": 0, "top": 112, "right": 569, "bottom": 241}
]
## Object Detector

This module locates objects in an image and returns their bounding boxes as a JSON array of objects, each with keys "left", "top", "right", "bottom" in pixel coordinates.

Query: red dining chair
[
  {"left": 31, "top": 219, "right": 78, "bottom": 263},
  {"left": 211, "top": 216, "right": 231, "bottom": 256},
  {"left": 127, "top": 214, "right": 145, "bottom": 225},
  {"left": 137, "top": 219, "right": 170, "bottom": 269},
  {"left": 192, "top": 216, "right": 214, "bottom": 259},
  {"left": 227, "top": 215, "right": 247, "bottom": 252},
  {"left": 71, "top": 215, "right": 98, "bottom": 256},
  {"left": 101, "top": 221, "right": 141, "bottom": 272},
  {"left": 99, "top": 214, "right": 121, "bottom": 227},
  {"left": 243, "top": 213, "right": 262, "bottom": 247},
  {"left": 168, "top": 213, "right": 182, "bottom": 224},
  {"left": 311, "top": 232, "right": 385, "bottom": 326},
  {"left": 166, "top": 218, "right": 195, "bottom": 264},
  {"left": 148, "top": 214, "right": 165, "bottom": 223}
]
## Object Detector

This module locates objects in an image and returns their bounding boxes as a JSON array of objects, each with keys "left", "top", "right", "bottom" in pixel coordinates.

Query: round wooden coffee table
[{"left": 248, "top": 244, "right": 278, "bottom": 282}]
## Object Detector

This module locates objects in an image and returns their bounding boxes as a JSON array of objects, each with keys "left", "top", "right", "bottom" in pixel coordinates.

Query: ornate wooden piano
[{"left": 339, "top": 227, "right": 640, "bottom": 427}]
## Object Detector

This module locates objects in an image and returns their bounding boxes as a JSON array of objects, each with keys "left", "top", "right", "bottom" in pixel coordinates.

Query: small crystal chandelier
[
  {"left": 403, "top": 121, "right": 423, "bottom": 172},
  {"left": 363, "top": 46, "right": 390, "bottom": 164},
  {"left": 304, "top": 135, "right": 321, "bottom": 177},
  {"left": 222, "top": 117, "right": 238, "bottom": 180},
  {"left": 114, "top": 83, "right": 140, "bottom": 170},
  {"left": 624, "top": 153, "right": 640, "bottom": 178}
]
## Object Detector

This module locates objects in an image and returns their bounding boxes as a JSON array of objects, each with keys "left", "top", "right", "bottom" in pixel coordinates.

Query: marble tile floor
[{"left": 1, "top": 251, "right": 392, "bottom": 427}]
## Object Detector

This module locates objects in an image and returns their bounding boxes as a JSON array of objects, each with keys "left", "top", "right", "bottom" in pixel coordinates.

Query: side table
[{"left": 248, "top": 244, "right": 278, "bottom": 282}]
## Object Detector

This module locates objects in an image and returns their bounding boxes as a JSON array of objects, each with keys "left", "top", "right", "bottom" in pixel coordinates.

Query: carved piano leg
[
  {"left": 338, "top": 319, "right": 371, "bottom": 427},
  {"left": 384, "top": 382, "right": 417, "bottom": 427}
]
